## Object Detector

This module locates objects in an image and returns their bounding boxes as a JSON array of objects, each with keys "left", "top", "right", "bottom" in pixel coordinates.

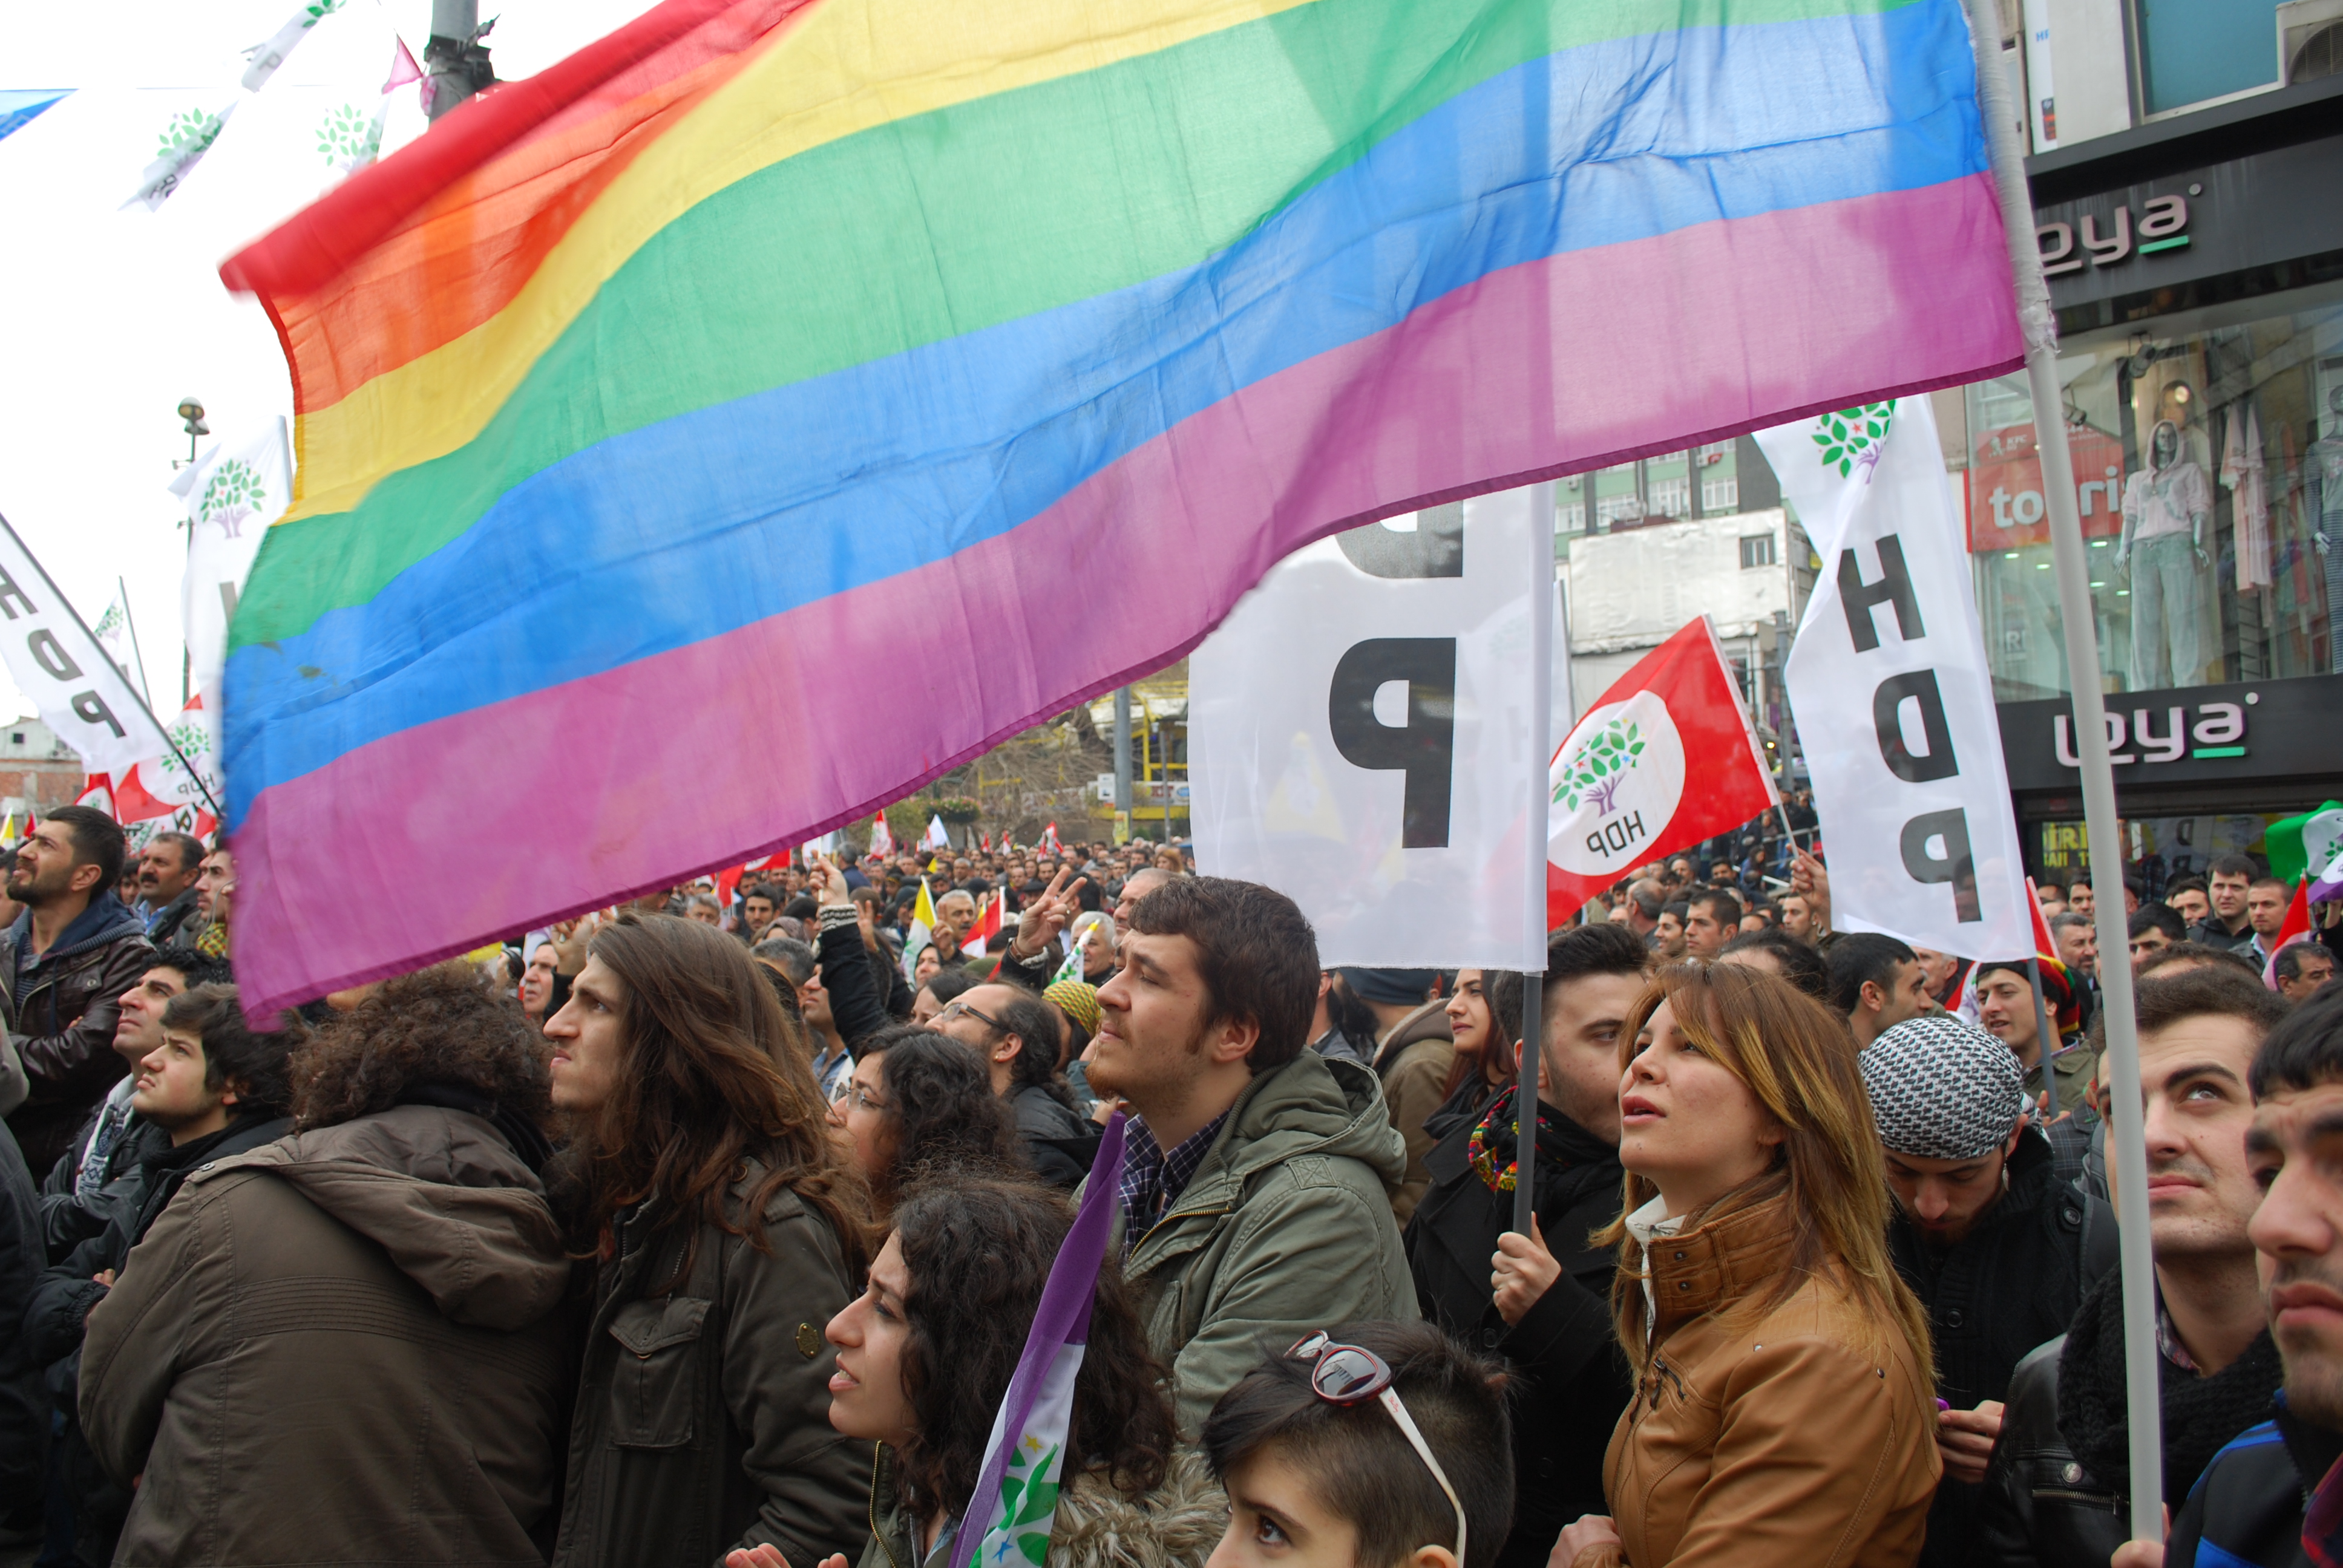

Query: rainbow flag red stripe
[{"left": 221, "top": 0, "right": 2024, "bottom": 1010}]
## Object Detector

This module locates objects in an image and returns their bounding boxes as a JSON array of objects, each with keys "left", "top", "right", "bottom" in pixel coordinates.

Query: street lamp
[{"left": 176, "top": 397, "right": 208, "bottom": 465}]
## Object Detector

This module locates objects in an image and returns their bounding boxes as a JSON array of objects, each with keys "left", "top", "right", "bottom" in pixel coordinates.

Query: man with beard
[
  {"left": 130, "top": 834, "right": 204, "bottom": 946},
  {"left": 1981, "top": 968, "right": 2290, "bottom": 1566},
  {"left": 1, "top": 809, "right": 154, "bottom": 1174},
  {"left": 1863, "top": 1016, "right": 2115, "bottom": 1567},
  {"left": 1403, "top": 923, "right": 1646, "bottom": 1568},
  {"left": 2131, "top": 984, "right": 2343, "bottom": 1564}
]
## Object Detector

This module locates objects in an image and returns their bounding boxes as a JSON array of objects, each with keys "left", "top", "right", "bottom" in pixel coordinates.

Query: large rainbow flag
[{"left": 220, "top": 0, "right": 2024, "bottom": 1011}]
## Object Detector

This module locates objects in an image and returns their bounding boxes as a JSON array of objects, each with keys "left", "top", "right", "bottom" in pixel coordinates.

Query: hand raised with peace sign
[{"left": 1008, "top": 864, "right": 1088, "bottom": 961}]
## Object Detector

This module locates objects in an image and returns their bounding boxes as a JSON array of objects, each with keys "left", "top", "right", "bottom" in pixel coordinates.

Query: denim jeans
[{"left": 2129, "top": 531, "right": 2204, "bottom": 689}]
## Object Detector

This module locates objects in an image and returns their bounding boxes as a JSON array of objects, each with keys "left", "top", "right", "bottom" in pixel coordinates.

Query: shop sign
[
  {"left": 1966, "top": 421, "right": 2128, "bottom": 550},
  {"left": 1999, "top": 675, "right": 2343, "bottom": 792},
  {"left": 2037, "top": 195, "right": 2190, "bottom": 276}
]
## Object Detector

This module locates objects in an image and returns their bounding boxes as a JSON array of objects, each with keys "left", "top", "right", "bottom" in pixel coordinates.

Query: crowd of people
[{"left": 0, "top": 799, "right": 2339, "bottom": 1568}]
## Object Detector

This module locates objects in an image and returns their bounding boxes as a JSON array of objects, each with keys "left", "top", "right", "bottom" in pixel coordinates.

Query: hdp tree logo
[
  {"left": 1548, "top": 692, "right": 1688, "bottom": 879},
  {"left": 317, "top": 103, "right": 381, "bottom": 172},
  {"left": 157, "top": 108, "right": 226, "bottom": 160},
  {"left": 1554, "top": 716, "right": 1648, "bottom": 819},
  {"left": 199, "top": 459, "right": 267, "bottom": 537},
  {"left": 1813, "top": 402, "right": 1896, "bottom": 480}
]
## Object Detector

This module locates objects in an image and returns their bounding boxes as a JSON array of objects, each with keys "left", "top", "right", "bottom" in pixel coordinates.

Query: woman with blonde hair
[{"left": 1553, "top": 962, "right": 1938, "bottom": 1568}]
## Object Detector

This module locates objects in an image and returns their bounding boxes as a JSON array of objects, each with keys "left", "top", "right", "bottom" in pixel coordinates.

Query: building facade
[{"left": 1970, "top": 0, "right": 2343, "bottom": 889}]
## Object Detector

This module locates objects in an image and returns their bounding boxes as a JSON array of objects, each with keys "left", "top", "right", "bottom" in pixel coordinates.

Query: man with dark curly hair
[{"left": 77, "top": 964, "right": 571, "bottom": 1567}]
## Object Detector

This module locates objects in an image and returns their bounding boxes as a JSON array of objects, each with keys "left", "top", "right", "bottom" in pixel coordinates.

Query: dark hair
[
  {"left": 2167, "top": 875, "right": 2209, "bottom": 898},
  {"left": 160, "top": 983, "right": 298, "bottom": 1116},
  {"left": 1719, "top": 929, "right": 1831, "bottom": 1001},
  {"left": 1323, "top": 971, "right": 1381, "bottom": 1053},
  {"left": 2250, "top": 983, "right": 2343, "bottom": 1097},
  {"left": 2047, "top": 912, "right": 2093, "bottom": 943},
  {"left": 1127, "top": 877, "right": 1317, "bottom": 1072},
  {"left": 2034, "top": 878, "right": 2067, "bottom": 899},
  {"left": 2088, "top": 966, "right": 2290, "bottom": 1057},
  {"left": 753, "top": 936, "right": 816, "bottom": 986},
  {"left": 1201, "top": 1320, "right": 1515, "bottom": 1568},
  {"left": 1661, "top": 900, "right": 1690, "bottom": 924},
  {"left": 2208, "top": 854, "right": 2260, "bottom": 881},
  {"left": 292, "top": 964, "right": 550, "bottom": 1131},
  {"left": 782, "top": 895, "right": 820, "bottom": 921},
  {"left": 2138, "top": 941, "right": 2263, "bottom": 980},
  {"left": 570, "top": 914, "right": 870, "bottom": 1281},
  {"left": 918, "top": 969, "right": 979, "bottom": 1010},
  {"left": 891, "top": 1177, "right": 1176, "bottom": 1521},
  {"left": 863, "top": 1030, "right": 1025, "bottom": 1211},
  {"left": 45, "top": 805, "right": 126, "bottom": 892},
  {"left": 2249, "top": 875, "right": 2290, "bottom": 897},
  {"left": 1485, "top": 923, "right": 1652, "bottom": 1046},
  {"left": 742, "top": 884, "right": 778, "bottom": 907},
  {"left": 1826, "top": 932, "right": 1918, "bottom": 1014},
  {"left": 147, "top": 831, "right": 206, "bottom": 877},
  {"left": 2276, "top": 944, "right": 2335, "bottom": 986},
  {"left": 982, "top": 989, "right": 1073, "bottom": 1107},
  {"left": 1688, "top": 889, "right": 1743, "bottom": 930},
  {"left": 2131, "top": 905, "right": 2187, "bottom": 942},
  {"left": 147, "top": 943, "right": 232, "bottom": 990}
]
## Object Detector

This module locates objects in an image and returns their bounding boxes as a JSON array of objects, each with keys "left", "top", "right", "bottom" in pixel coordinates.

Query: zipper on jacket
[{"left": 869, "top": 1449, "right": 901, "bottom": 1568}]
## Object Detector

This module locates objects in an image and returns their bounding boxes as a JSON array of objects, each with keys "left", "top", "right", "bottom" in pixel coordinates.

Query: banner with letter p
[
  {"left": 1758, "top": 399, "right": 2033, "bottom": 957},
  {"left": 1191, "top": 487, "right": 1564, "bottom": 970}
]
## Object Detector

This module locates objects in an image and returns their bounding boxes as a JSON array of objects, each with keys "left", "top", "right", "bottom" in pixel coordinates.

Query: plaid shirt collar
[{"left": 1119, "top": 1109, "right": 1230, "bottom": 1252}]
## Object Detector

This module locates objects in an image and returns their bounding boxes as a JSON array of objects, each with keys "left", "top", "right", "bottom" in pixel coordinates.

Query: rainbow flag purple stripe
[{"left": 220, "top": 0, "right": 2022, "bottom": 1011}]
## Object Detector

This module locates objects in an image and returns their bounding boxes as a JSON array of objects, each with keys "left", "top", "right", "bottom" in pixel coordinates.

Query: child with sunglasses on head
[{"left": 1201, "top": 1321, "right": 1514, "bottom": 1568}]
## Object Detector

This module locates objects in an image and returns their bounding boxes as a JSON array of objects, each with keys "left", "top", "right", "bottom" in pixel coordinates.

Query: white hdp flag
[
  {"left": 91, "top": 584, "right": 144, "bottom": 696},
  {"left": 170, "top": 420, "right": 292, "bottom": 741},
  {"left": 0, "top": 516, "right": 175, "bottom": 777},
  {"left": 1756, "top": 398, "right": 2033, "bottom": 958},
  {"left": 1190, "top": 485, "right": 1568, "bottom": 969}
]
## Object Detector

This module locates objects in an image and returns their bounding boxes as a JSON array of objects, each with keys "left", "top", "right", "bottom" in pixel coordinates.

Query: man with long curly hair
[{"left": 78, "top": 965, "right": 571, "bottom": 1567}]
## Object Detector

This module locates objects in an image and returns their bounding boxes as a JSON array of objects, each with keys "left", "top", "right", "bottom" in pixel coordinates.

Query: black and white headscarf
[{"left": 1861, "top": 1014, "right": 2024, "bottom": 1160}]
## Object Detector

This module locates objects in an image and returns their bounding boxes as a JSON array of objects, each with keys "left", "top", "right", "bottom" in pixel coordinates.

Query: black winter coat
[
  {"left": 36, "top": 1104, "right": 167, "bottom": 1263},
  {"left": 1, "top": 895, "right": 156, "bottom": 1174},
  {"left": 0, "top": 1122, "right": 44, "bottom": 1529},
  {"left": 1886, "top": 1129, "right": 2117, "bottom": 1567},
  {"left": 1403, "top": 1097, "right": 1628, "bottom": 1568}
]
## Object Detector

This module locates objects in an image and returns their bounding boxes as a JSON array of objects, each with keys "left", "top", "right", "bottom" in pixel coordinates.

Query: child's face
[{"left": 1208, "top": 1449, "right": 1361, "bottom": 1568}]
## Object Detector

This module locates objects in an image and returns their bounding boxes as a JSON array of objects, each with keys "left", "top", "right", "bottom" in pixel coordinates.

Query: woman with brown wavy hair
[
  {"left": 1553, "top": 962, "right": 1938, "bottom": 1568},
  {"left": 543, "top": 912, "right": 876, "bottom": 1568}
]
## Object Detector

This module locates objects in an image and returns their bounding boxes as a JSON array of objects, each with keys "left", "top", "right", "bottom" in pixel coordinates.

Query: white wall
[{"left": 2044, "top": 0, "right": 2134, "bottom": 143}]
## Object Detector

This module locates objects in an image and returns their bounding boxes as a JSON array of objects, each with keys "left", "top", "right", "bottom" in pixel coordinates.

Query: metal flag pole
[
  {"left": 0, "top": 513, "right": 225, "bottom": 826},
  {"left": 2024, "top": 955, "right": 2060, "bottom": 1109},
  {"left": 1961, "top": 0, "right": 2162, "bottom": 1540},
  {"left": 1515, "top": 482, "right": 1557, "bottom": 1238},
  {"left": 116, "top": 576, "right": 154, "bottom": 710}
]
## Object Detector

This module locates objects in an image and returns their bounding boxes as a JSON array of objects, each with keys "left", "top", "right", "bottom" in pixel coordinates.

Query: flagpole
[
  {"left": 1961, "top": 0, "right": 2161, "bottom": 1540},
  {"left": 1515, "top": 482, "right": 1556, "bottom": 1238},
  {"left": 0, "top": 512, "right": 225, "bottom": 826},
  {"left": 2024, "top": 955, "right": 2058, "bottom": 1103},
  {"left": 116, "top": 576, "right": 155, "bottom": 709}
]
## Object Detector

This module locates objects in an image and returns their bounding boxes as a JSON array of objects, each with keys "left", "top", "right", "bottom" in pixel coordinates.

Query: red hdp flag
[
  {"left": 1546, "top": 618, "right": 1780, "bottom": 927},
  {"left": 962, "top": 885, "right": 1004, "bottom": 956},
  {"left": 716, "top": 854, "right": 777, "bottom": 906},
  {"left": 2263, "top": 880, "right": 2313, "bottom": 988}
]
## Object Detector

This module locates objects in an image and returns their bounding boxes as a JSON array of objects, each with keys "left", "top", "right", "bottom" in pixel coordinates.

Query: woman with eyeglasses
[
  {"left": 724, "top": 1175, "right": 1220, "bottom": 1568},
  {"left": 824, "top": 1028, "right": 1025, "bottom": 1219},
  {"left": 1552, "top": 963, "right": 1938, "bottom": 1568}
]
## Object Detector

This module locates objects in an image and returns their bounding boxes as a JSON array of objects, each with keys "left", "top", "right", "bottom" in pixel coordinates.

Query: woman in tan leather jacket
[{"left": 1554, "top": 963, "right": 1940, "bottom": 1568}]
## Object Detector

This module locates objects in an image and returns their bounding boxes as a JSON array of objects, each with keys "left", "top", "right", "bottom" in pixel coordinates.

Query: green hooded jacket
[{"left": 1093, "top": 1051, "right": 1414, "bottom": 1435}]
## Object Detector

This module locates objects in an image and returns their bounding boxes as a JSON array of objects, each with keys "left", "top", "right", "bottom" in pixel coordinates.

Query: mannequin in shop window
[
  {"left": 2117, "top": 418, "right": 2212, "bottom": 689},
  {"left": 2312, "top": 385, "right": 2343, "bottom": 674}
]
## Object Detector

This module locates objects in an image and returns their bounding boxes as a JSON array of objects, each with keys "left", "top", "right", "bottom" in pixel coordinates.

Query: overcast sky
[{"left": 0, "top": 0, "right": 662, "bottom": 731}]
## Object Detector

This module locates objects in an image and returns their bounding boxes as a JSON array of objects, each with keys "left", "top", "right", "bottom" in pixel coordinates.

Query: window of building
[
  {"left": 2137, "top": 0, "right": 2283, "bottom": 114},
  {"left": 1961, "top": 281, "right": 2342, "bottom": 699},
  {"left": 1739, "top": 534, "right": 1777, "bottom": 569}
]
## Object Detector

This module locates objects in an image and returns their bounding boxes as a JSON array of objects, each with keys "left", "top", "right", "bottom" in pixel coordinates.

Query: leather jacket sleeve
[{"left": 15, "top": 935, "right": 154, "bottom": 1109}]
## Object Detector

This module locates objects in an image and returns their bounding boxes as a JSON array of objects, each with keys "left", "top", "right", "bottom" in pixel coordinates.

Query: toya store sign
[{"left": 1997, "top": 676, "right": 2343, "bottom": 793}]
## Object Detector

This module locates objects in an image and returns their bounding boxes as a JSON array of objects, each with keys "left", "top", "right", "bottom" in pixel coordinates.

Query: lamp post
[{"left": 175, "top": 397, "right": 208, "bottom": 468}]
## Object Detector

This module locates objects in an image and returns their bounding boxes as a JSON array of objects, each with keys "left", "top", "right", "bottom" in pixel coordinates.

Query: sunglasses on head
[{"left": 1287, "top": 1332, "right": 1467, "bottom": 1566}]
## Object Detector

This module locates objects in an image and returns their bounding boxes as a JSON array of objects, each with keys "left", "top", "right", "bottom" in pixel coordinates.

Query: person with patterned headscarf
[{"left": 1864, "top": 1015, "right": 2119, "bottom": 1568}]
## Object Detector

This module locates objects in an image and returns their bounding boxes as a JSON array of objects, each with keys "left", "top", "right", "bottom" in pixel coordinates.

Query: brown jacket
[
  {"left": 1374, "top": 1001, "right": 1453, "bottom": 1226},
  {"left": 1574, "top": 1194, "right": 1939, "bottom": 1568},
  {"left": 81, "top": 1105, "right": 572, "bottom": 1566}
]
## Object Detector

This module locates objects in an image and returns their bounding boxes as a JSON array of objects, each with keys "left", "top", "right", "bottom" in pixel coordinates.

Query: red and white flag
[
  {"left": 716, "top": 854, "right": 779, "bottom": 907},
  {"left": 1040, "top": 822, "right": 1062, "bottom": 855},
  {"left": 77, "top": 776, "right": 115, "bottom": 816},
  {"left": 2264, "top": 881, "right": 2313, "bottom": 988},
  {"left": 962, "top": 886, "right": 1004, "bottom": 958},
  {"left": 1545, "top": 618, "right": 1780, "bottom": 926},
  {"left": 870, "top": 814, "right": 896, "bottom": 858}
]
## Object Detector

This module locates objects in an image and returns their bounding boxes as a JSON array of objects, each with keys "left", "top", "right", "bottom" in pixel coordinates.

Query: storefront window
[
  {"left": 1965, "top": 285, "right": 2343, "bottom": 700},
  {"left": 2030, "top": 811, "right": 2300, "bottom": 897}
]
